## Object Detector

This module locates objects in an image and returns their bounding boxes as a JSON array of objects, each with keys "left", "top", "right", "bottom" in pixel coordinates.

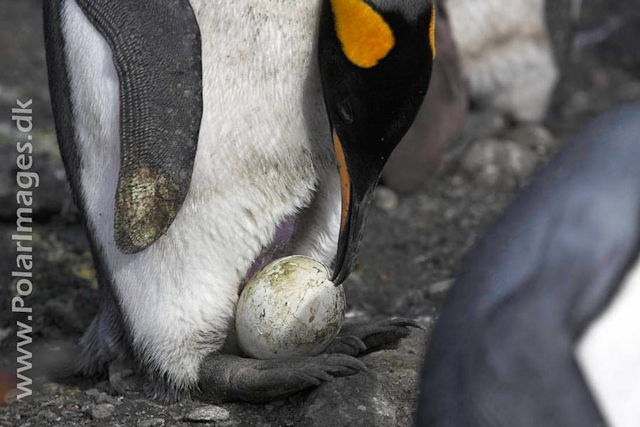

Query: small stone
[
  {"left": 505, "top": 125, "right": 554, "bottom": 155},
  {"left": 85, "top": 388, "right": 100, "bottom": 398},
  {"left": 357, "top": 405, "right": 367, "bottom": 412},
  {"left": 373, "top": 186, "right": 399, "bottom": 212},
  {"left": 38, "top": 410, "right": 60, "bottom": 422},
  {"left": 371, "top": 396, "right": 396, "bottom": 421},
  {"left": 461, "top": 139, "right": 537, "bottom": 188},
  {"left": 60, "top": 410, "right": 83, "bottom": 419},
  {"left": 91, "top": 403, "right": 115, "bottom": 420},
  {"left": 137, "top": 418, "right": 165, "bottom": 427},
  {"left": 0, "top": 328, "right": 11, "bottom": 346},
  {"left": 428, "top": 279, "right": 455, "bottom": 298},
  {"left": 96, "top": 392, "right": 122, "bottom": 405},
  {"left": 501, "top": 142, "right": 538, "bottom": 180},
  {"left": 184, "top": 405, "right": 230, "bottom": 422}
]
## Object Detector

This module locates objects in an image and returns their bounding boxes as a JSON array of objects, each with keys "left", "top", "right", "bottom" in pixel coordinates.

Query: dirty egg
[{"left": 236, "top": 256, "right": 346, "bottom": 359}]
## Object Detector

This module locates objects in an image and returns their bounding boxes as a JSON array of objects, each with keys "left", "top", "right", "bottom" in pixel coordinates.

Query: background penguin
[
  {"left": 416, "top": 101, "right": 640, "bottom": 426},
  {"left": 443, "top": 0, "right": 560, "bottom": 122},
  {"left": 43, "top": 0, "right": 436, "bottom": 403}
]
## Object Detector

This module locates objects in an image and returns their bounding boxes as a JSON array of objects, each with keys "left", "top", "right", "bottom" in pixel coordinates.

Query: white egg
[{"left": 236, "top": 256, "right": 346, "bottom": 359}]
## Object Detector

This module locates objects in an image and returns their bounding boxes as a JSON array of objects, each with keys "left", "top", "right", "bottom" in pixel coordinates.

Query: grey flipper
[
  {"left": 416, "top": 102, "right": 640, "bottom": 426},
  {"left": 72, "top": 0, "right": 203, "bottom": 253}
]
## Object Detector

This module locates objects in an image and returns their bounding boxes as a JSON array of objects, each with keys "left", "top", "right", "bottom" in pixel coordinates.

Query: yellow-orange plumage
[{"left": 330, "top": 0, "right": 395, "bottom": 68}]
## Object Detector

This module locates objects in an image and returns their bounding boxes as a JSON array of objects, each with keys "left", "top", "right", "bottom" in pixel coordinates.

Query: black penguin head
[{"left": 319, "top": 0, "right": 436, "bottom": 283}]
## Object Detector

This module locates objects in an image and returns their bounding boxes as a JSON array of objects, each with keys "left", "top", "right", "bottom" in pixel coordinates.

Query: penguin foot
[
  {"left": 108, "top": 359, "right": 142, "bottom": 394},
  {"left": 325, "top": 318, "right": 422, "bottom": 357},
  {"left": 197, "top": 353, "right": 365, "bottom": 403}
]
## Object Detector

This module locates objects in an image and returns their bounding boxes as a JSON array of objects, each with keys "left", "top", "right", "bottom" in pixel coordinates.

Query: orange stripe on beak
[
  {"left": 333, "top": 130, "right": 351, "bottom": 232},
  {"left": 429, "top": 3, "right": 437, "bottom": 60}
]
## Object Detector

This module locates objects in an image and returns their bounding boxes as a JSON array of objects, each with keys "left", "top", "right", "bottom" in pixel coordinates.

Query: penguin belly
[{"left": 60, "top": 0, "right": 340, "bottom": 400}]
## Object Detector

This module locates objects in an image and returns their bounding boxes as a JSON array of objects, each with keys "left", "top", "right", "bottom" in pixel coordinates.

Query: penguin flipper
[{"left": 73, "top": 0, "right": 203, "bottom": 254}]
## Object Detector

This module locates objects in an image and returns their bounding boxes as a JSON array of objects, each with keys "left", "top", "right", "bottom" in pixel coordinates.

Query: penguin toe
[
  {"left": 336, "top": 318, "right": 422, "bottom": 356},
  {"left": 324, "top": 336, "right": 368, "bottom": 357}
]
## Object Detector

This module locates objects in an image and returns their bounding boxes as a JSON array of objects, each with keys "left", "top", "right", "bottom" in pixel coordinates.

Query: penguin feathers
[{"left": 71, "top": 0, "right": 203, "bottom": 254}]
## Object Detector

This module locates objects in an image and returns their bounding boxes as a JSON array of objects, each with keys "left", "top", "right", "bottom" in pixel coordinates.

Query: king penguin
[
  {"left": 416, "top": 101, "right": 640, "bottom": 426},
  {"left": 42, "top": 0, "right": 436, "bottom": 403}
]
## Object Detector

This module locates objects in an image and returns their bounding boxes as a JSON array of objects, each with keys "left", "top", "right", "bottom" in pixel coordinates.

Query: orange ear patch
[
  {"left": 429, "top": 3, "right": 437, "bottom": 60},
  {"left": 330, "top": 0, "right": 395, "bottom": 68}
]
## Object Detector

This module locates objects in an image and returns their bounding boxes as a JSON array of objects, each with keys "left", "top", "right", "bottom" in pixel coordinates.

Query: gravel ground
[{"left": 1, "top": 0, "right": 639, "bottom": 426}]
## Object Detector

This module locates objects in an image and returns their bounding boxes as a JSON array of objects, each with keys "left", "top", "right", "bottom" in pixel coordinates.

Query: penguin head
[{"left": 319, "top": 0, "right": 436, "bottom": 283}]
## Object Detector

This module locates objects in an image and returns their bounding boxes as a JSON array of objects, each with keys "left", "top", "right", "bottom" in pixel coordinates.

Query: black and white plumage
[
  {"left": 43, "top": 0, "right": 435, "bottom": 402},
  {"left": 416, "top": 102, "right": 640, "bottom": 426}
]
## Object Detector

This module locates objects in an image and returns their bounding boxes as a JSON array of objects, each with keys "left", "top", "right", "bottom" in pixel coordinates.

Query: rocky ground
[{"left": 1, "top": 0, "right": 639, "bottom": 426}]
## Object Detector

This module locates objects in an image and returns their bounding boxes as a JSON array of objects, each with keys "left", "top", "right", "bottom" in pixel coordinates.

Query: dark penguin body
[
  {"left": 416, "top": 102, "right": 640, "bottom": 426},
  {"left": 43, "top": 0, "right": 436, "bottom": 402}
]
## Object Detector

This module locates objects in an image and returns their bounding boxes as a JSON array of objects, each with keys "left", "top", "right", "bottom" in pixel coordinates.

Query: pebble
[
  {"left": 37, "top": 410, "right": 61, "bottom": 422},
  {"left": 96, "top": 392, "right": 122, "bottom": 405},
  {"left": 504, "top": 125, "right": 554, "bottom": 155},
  {"left": 184, "top": 405, "right": 230, "bottom": 422},
  {"left": 461, "top": 138, "right": 537, "bottom": 188},
  {"left": 374, "top": 186, "right": 399, "bottom": 212},
  {"left": 85, "top": 388, "right": 122, "bottom": 405},
  {"left": 428, "top": 279, "right": 455, "bottom": 298},
  {"left": 0, "top": 328, "right": 11, "bottom": 346},
  {"left": 85, "top": 388, "right": 101, "bottom": 398},
  {"left": 137, "top": 418, "right": 165, "bottom": 427},
  {"left": 91, "top": 403, "right": 116, "bottom": 420}
]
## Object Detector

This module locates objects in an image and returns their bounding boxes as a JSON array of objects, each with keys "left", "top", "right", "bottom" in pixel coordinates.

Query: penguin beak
[
  {"left": 331, "top": 130, "right": 387, "bottom": 284},
  {"left": 320, "top": 2, "right": 437, "bottom": 284}
]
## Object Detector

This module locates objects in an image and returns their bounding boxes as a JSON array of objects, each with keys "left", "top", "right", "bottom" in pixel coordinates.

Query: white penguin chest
[{"left": 187, "top": 0, "right": 332, "bottom": 200}]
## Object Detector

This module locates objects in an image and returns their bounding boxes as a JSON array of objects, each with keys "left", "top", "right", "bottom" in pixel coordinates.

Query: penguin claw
[
  {"left": 332, "top": 317, "right": 422, "bottom": 357},
  {"left": 197, "top": 353, "right": 365, "bottom": 403}
]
